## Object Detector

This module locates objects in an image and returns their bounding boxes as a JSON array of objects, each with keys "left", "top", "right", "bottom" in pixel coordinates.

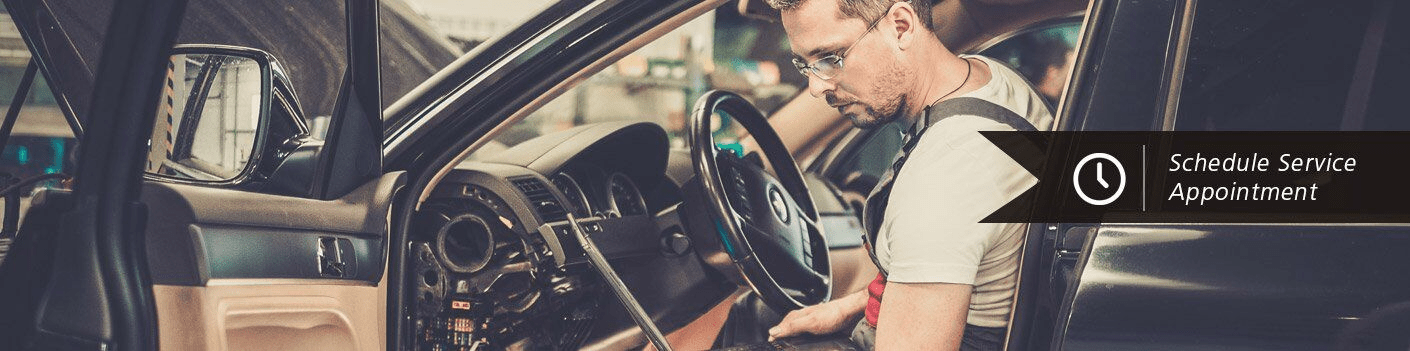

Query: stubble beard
[{"left": 842, "top": 63, "right": 910, "bottom": 129}]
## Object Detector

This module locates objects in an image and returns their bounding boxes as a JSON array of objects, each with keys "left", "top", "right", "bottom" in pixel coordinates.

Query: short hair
[{"left": 765, "top": 0, "right": 936, "bottom": 32}]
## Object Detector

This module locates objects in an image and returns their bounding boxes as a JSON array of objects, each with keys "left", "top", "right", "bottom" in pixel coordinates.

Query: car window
[
  {"left": 0, "top": 6, "right": 75, "bottom": 224},
  {"left": 1172, "top": 0, "right": 1407, "bottom": 131},
  {"left": 465, "top": 6, "right": 804, "bottom": 158},
  {"left": 377, "top": 0, "right": 530, "bottom": 129},
  {"left": 979, "top": 19, "right": 1082, "bottom": 107}
]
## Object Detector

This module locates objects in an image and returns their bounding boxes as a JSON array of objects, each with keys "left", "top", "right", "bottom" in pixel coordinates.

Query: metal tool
[{"left": 565, "top": 213, "right": 673, "bottom": 351}]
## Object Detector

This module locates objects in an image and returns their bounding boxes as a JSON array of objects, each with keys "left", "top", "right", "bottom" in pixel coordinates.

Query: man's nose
[{"left": 806, "top": 73, "right": 836, "bottom": 98}]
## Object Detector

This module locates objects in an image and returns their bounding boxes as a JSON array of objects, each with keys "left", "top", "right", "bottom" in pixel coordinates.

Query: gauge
[
  {"left": 550, "top": 172, "right": 592, "bottom": 216},
  {"left": 605, "top": 172, "right": 648, "bottom": 217}
]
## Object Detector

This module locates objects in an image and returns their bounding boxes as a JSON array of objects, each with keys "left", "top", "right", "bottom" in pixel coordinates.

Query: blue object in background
[
  {"left": 716, "top": 142, "right": 744, "bottom": 156},
  {"left": 2, "top": 136, "right": 71, "bottom": 193}
]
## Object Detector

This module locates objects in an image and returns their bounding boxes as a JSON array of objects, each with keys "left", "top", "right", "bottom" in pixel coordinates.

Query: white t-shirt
[{"left": 873, "top": 55, "right": 1052, "bottom": 328}]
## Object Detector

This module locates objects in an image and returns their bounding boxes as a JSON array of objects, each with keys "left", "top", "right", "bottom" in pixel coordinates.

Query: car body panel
[
  {"left": 1058, "top": 225, "right": 1410, "bottom": 350},
  {"left": 1046, "top": 0, "right": 1410, "bottom": 350}
]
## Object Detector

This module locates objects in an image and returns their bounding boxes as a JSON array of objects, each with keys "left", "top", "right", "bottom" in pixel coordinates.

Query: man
[{"left": 762, "top": 0, "right": 1053, "bottom": 350}]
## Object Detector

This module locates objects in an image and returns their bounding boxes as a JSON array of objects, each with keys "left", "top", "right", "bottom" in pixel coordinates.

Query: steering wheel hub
[{"left": 768, "top": 187, "right": 790, "bottom": 224}]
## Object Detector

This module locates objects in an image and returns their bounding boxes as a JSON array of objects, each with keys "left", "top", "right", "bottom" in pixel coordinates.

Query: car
[{"left": 1, "top": 0, "right": 1407, "bottom": 350}]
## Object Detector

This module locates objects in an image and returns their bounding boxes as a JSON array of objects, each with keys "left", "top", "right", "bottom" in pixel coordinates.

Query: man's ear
[{"left": 889, "top": 2, "right": 920, "bottom": 50}]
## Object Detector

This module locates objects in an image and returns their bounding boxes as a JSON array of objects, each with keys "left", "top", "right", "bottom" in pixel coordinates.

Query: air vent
[{"left": 511, "top": 177, "right": 567, "bottom": 221}]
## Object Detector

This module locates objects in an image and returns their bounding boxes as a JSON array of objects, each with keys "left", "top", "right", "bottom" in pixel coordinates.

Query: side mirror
[{"left": 143, "top": 45, "right": 274, "bottom": 183}]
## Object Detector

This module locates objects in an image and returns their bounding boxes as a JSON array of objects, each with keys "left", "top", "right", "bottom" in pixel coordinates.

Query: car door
[
  {"left": 0, "top": 0, "right": 192, "bottom": 349},
  {"left": 1044, "top": 0, "right": 1410, "bottom": 349},
  {"left": 0, "top": 0, "right": 394, "bottom": 350},
  {"left": 142, "top": 2, "right": 391, "bottom": 350}
]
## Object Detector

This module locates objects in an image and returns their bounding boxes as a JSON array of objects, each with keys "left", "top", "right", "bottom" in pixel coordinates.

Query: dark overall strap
[{"left": 861, "top": 97, "right": 1038, "bottom": 277}]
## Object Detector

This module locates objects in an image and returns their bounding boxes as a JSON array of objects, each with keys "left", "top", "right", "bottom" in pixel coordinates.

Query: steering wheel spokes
[{"left": 688, "top": 90, "right": 831, "bottom": 311}]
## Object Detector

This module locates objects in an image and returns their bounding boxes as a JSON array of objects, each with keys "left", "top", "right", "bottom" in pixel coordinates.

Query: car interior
[
  {"left": 0, "top": 0, "right": 1087, "bottom": 350},
  {"left": 382, "top": 1, "right": 1085, "bottom": 349}
]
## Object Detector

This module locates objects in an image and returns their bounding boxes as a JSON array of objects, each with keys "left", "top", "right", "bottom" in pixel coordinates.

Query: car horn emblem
[{"left": 768, "top": 187, "right": 790, "bottom": 223}]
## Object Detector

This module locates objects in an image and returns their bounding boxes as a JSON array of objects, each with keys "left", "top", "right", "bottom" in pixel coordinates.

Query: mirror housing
[{"left": 143, "top": 44, "right": 315, "bottom": 194}]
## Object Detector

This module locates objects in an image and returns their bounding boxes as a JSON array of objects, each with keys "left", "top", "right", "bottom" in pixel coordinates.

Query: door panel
[
  {"left": 153, "top": 280, "right": 385, "bottom": 351},
  {"left": 142, "top": 173, "right": 402, "bottom": 285},
  {"left": 142, "top": 172, "right": 403, "bottom": 351},
  {"left": 1057, "top": 225, "right": 1410, "bottom": 350}
]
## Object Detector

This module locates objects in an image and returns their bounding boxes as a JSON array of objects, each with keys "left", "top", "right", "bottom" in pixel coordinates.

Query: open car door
[
  {"left": 139, "top": 1, "right": 393, "bottom": 350},
  {"left": 0, "top": 0, "right": 192, "bottom": 349},
  {"left": 0, "top": 0, "right": 396, "bottom": 350}
]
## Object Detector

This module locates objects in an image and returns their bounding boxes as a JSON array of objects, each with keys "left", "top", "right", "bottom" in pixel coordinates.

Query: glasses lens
[
  {"left": 814, "top": 56, "right": 843, "bottom": 80},
  {"left": 792, "top": 59, "right": 811, "bottom": 77}
]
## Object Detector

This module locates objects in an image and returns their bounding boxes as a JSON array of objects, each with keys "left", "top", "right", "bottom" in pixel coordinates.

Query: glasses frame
[{"left": 792, "top": 14, "right": 885, "bottom": 81}]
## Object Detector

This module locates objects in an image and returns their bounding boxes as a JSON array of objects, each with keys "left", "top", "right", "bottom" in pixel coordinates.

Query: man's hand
[{"left": 768, "top": 291, "right": 867, "bottom": 340}]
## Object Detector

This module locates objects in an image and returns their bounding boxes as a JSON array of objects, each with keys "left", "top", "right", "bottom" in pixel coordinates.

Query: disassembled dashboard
[{"left": 402, "top": 122, "right": 735, "bottom": 350}]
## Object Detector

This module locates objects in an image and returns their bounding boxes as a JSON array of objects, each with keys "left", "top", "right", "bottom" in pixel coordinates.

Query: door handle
[{"left": 318, "top": 236, "right": 355, "bottom": 278}]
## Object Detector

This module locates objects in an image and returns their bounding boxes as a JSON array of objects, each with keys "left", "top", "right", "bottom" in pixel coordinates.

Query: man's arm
[
  {"left": 874, "top": 282, "right": 972, "bottom": 351},
  {"left": 768, "top": 290, "right": 868, "bottom": 340}
]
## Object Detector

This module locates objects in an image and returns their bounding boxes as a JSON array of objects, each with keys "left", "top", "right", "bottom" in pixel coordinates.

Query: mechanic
[{"left": 763, "top": 0, "right": 1052, "bottom": 349}]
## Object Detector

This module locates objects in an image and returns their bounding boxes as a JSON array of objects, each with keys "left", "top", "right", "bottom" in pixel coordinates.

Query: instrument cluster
[{"left": 550, "top": 166, "right": 649, "bottom": 218}]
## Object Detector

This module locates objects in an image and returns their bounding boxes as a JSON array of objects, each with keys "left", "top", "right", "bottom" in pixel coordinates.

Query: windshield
[
  {"left": 401, "top": 2, "right": 804, "bottom": 158},
  {"left": 379, "top": 0, "right": 554, "bottom": 129}
]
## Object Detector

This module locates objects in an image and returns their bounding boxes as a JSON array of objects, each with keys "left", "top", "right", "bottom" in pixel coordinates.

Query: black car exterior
[{"left": 1011, "top": 0, "right": 1410, "bottom": 349}]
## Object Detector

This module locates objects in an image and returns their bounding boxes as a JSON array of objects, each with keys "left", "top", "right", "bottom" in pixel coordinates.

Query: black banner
[{"left": 982, "top": 132, "right": 1410, "bottom": 223}]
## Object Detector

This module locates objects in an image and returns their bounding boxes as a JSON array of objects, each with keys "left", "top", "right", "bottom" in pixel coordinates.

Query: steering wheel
[{"left": 688, "top": 90, "right": 831, "bottom": 312}]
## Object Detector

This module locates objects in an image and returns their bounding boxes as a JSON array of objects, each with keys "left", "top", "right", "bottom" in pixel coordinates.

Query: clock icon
[{"left": 1073, "top": 152, "right": 1125, "bottom": 206}]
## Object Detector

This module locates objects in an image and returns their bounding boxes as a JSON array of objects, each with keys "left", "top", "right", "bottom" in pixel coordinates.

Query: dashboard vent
[{"left": 511, "top": 177, "right": 567, "bottom": 222}]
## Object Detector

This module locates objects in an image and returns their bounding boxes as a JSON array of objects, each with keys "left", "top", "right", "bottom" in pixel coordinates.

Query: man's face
[{"left": 782, "top": 0, "right": 909, "bottom": 128}]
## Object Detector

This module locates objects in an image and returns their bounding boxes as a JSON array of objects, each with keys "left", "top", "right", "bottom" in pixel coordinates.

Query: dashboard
[
  {"left": 549, "top": 166, "right": 650, "bottom": 219},
  {"left": 402, "top": 121, "right": 734, "bottom": 350}
]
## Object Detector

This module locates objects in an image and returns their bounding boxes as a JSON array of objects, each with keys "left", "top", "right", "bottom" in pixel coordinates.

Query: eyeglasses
[{"left": 792, "top": 15, "right": 884, "bottom": 81}]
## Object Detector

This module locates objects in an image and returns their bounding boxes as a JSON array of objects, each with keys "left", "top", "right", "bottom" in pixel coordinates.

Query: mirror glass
[{"left": 144, "top": 53, "right": 267, "bottom": 181}]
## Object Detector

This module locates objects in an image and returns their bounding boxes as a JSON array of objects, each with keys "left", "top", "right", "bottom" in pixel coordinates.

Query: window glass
[
  {"left": 0, "top": 69, "right": 69, "bottom": 191},
  {"left": 175, "top": 1, "right": 348, "bottom": 136},
  {"left": 1172, "top": 0, "right": 1408, "bottom": 131},
  {"left": 979, "top": 20, "right": 1082, "bottom": 107},
  {"left": 378, "top": 0, "right": 549, "bottom": 129},
  {"left": 466, "top": 6, "right": 804, "bottom": 159},
  {"left": 0, "top": 5, "right": 75, "bottom": 225}
]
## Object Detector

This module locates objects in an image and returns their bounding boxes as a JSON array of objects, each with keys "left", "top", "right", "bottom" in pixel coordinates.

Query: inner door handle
[{"left": 319, "top": 236, "right": 355, "bottom": 278}]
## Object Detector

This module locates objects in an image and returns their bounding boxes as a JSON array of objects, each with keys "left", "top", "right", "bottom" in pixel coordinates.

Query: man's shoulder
[
  {"left": 958, "top": 55, "right": 1056, "bottom": 130},
  {"left": 912, "top": 115, "right": 1014, "bottom": 158}
]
